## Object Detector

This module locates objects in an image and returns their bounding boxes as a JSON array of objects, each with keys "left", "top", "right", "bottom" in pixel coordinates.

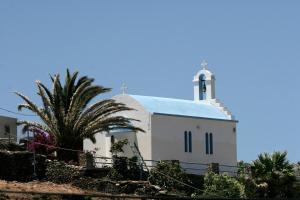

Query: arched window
[{"left": 199, "top": 74, "right": 206, "bottom": 100}]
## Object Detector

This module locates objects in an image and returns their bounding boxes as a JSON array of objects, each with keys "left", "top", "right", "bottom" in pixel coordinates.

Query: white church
[{"left": 84, "top": 62, "right": 238, "bottom": 174}]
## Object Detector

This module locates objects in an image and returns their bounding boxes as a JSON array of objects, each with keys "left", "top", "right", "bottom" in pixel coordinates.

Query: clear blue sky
[{"left": 0, "top": 1, "right": 299, "bottom": 162}]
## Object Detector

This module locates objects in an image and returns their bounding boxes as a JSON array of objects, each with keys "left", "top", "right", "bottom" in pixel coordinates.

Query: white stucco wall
[
  {"left": 111, "top": 132, "right": 136, "bottom": 158},
  {"left": 0, "top": 115, "right": 17, "bottom": 142},
  {"left": 83, "top": 131, "right": 137, "bottom": 167},
  {"left": 83, "top": 94, "right": 238, "bottom": 174},
  {"left": 112, "top": 94, "right": 152, "bottom": 160},
  {"left": 150, "top": 114, "right": 237, "bottom": 174},
  {"left": 83, "top": 132, "right": 110, "bottom": 157},
  {"left": 83, "top": 94, "right": 152, "bottom": 164}
]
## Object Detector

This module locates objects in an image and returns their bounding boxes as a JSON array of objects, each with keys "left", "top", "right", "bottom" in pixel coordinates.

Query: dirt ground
[
  {"left": 0, "top": 180, "right": 84, "bottom": 194},
  {"left": 0, "top": 180, "right": 145, "bottom": 199},
  {"left": 0, "top": 180, "right": 88, "bottom": 199}
]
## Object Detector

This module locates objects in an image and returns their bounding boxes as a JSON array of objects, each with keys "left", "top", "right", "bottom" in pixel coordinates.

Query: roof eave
[{"left": 152, "top": 112, "right": 239, "bottom": 123}]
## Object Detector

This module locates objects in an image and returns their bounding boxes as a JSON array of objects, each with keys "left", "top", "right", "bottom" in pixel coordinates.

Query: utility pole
[{"left": 27, "top": 130, "right": 29, "bottom": 150}]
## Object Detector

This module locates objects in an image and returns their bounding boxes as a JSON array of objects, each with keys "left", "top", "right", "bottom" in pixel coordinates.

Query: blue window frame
[
  {"left": 205, "top": 132, "right": 213, "bottom": 155},
  {"left": 209, "top": 133, "right": 213, "bottom": 154},
  {"left": 205, "top": 133, "right": 209, "bottom": 154},
  {"left": 184, "top": 131, "right": 192, "bottom": 153},
  {"left": 188, "top": 131, "right": 192, "bottom": 153},
  {"left": 184, "top": 131, "right": 188, "bottom": 152}
]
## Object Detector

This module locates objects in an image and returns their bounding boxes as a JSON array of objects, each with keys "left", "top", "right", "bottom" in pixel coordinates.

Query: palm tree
[
  {"left": 15, "top": 69, "right": 143, "bottom": 162},
  {"left": 251, "top": 151, "right": 296, "bottom": 198}
]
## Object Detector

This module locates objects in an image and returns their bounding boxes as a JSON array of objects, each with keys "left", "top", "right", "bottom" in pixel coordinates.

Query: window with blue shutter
[
  {"left": 184, "top": 131, "right": 188, "bottom": 152},
  {"left": 188, "top": 131, "right": 192, "bottom": 152},
  {"left": 205, "top": 132, "right": 214, "bottom": 155},
  {"left": 209, "top": 133, "right": 213, "bottom": 154},
  {"left": 184, "top": 131, "right": 193, "bottom": 153},
  {"left": 205, "top": 133, "right": 209, "bottom": 154}
]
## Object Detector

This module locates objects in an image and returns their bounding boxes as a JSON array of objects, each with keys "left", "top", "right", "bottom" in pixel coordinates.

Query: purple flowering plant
[{"left": 28, "top": 129, "right": 56, "bottom": 155}]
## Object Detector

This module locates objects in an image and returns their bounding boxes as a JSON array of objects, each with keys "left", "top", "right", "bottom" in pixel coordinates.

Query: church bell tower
[{"left": 193, "top": 61, "right": 216, "bottom": 101}]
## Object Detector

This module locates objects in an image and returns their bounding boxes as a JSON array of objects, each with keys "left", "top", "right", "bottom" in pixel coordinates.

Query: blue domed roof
[{"left": 130, "top": 95, "right": 231, "bottom": 120}]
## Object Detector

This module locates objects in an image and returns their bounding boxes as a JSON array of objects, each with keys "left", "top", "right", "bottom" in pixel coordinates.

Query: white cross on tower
[
  {"left": 120, "top": 83, "right": 128, "bottom": 95},
  {"left": 201, "top": 60, "right": 208, "bottom": 70}
]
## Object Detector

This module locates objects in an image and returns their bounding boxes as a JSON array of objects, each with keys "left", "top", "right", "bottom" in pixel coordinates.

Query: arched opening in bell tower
[{"left": 199, "top": 74, "right": 206, "bottom": 100}]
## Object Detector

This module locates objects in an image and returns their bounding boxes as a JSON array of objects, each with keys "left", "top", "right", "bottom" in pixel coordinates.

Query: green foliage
[
  {"left": 292, "top": 162, "right": 300, "bottom": 197},
  {"left": 149, "top": 160, "right": 191, "bottom": 192},
  {"left": 186, "top": 174, "right": 204, "bottom": 195},
  {"left": 200, "top": 172, "right": 245, "bottom": 198},
  {"left": 85, "top": 152, "right": 95, "bottom": 169},
  {"left": 45, "top": 160, "right": 81, "bottom": 184},
  {"left": 0, "top": 151, "right": 46, "bottom": 181},
  {"left": 110, "top": 139, "right": 128, "bottom": 156},
  {"left": 128, "top": 156, "right": 144, "bottom": 180},
  {"left": 109, "top": 140, "right": 144, "bottom": 180},
  {"left": 109, "top": 156, "right": 128, "bottom": 180},
  {"left": 237, "top": 160, "right": 251, "bottom": 175},
  {"left": 236, "top": 173, "right": 259, "bottom": 198},
  {"left": 251, "top": 151, "right": 296, "bottom": 198},
  {"left": 108, "top": 156, "right": 143, "bottom": 181},
  {"left": 15, "top": 69, "right": 143, "bottom": 163},
  {"left": 237, "top": 153, "right": 299, "bottom": 198},
  {"left": 236, "top": 161, "right": 259, "bottom": 198}
]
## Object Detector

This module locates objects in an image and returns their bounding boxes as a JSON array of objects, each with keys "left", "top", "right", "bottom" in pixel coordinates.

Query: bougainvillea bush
[{"left": 28, "top": 129, "right": 55, "bottom": 156}]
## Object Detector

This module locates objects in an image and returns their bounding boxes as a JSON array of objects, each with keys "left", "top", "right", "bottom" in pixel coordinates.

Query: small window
[
  {"left": 184, "top": 131, "right": 188, "bottom": 152},
  {"left": 205, "top": 133, "right": 209, "bottom": 154},
  {"left": 205, "top": 132, "right": 213, "bottom": 155},
  {"left": 209, "top": 133, "right": 213, "bottom": 154},
  {"left": 184, "top": 131, "right": 192, "bottom": 153},
  {"left": 188, "top": 131, "right": 192, "bottom": 153}
]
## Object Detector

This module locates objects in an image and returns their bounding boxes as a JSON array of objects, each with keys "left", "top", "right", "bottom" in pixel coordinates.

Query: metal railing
[{"left": 92, "top": 155, "right": 241, "bottom": 175}]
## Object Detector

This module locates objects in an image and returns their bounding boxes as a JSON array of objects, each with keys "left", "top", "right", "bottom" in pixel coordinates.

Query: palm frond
[{"left": 16, "top": 69, "right": 144, "bottom": 162}]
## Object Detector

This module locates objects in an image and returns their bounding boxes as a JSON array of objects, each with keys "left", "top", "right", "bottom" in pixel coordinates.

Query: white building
[
  {"left": 0, "top": 115, "right": 17, "bottom": 143},
  {"left": 84, "top": 62, "right": 238, "bottom": 174}
]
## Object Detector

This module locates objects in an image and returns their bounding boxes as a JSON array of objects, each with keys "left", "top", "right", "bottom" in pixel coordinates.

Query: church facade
[{"left": 84, "top": 62, "right": 238, "bottom": 174}]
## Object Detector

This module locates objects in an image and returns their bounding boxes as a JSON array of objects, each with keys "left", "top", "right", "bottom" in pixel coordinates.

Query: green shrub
[
  {"left": 236, "top": 161, "right": 259, "bottom": 198},
  {"left": 108, "top": 156, "right": 128, "bottom": 180},
  {"left": 0, "top": 150, "right": 45, "bottom": 181},
  {"left": 45, "top": 160, "right": 81, "bottom": 184},
  {"left": 236, "top": 174, "right": 259, "bottom": 198},
  {"left": 251, "top": 151, "right": 296, "bottom": 198},
  {"left": 198, "top": 172, "right": 245, "bottom": 198},
  {"left": 128, "top": 156, "right": 144, "bottom": 180},
  {"left": 186, "top": 174, "right": 204, "bottom": 194},
  {"left": 110, "top": 139, "right": 128, "bottom": 156},
  {"left": 108, "top": 156, "right": 143, "bottom": 181},
  {"left": 149, "top": 160, "right": 191, "bottom": 193}
]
